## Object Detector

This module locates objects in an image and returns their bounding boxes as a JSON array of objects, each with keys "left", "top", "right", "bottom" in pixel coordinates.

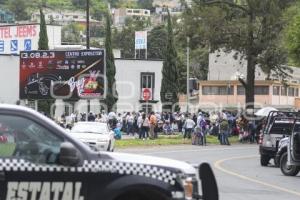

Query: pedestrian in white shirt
[{"left": 183, "top": 116, "right": 195, "bottom": 139}]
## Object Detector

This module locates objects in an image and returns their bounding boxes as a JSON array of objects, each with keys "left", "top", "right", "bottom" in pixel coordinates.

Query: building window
[
  {"left": 288, "top": 87, "right": 295, "bottom": 97},
  {"left": 273, "top": 86, "right": 280, "bottom": 95},
  {"left": 140, "top": 72, "right": 155, "bottom": 100},
  {"left": 296, "top": 88, "right": 299, "bottom": 97},
  {"left": 237, "top": 86, "right": 245, "bottom": 95},
  {"left": 281, "top": 87, "right": 287, "bottom": 96},
  {"left": 237, "top": 86, "right": 269, "bottom": 95},
  {"left": 141, "top": 104, "right": 152, "bottom": 113},
  {"left": 202, "top": 86, "right": 234, "bottom": 95},
  {"left": 254, "top": 86, "right": 269, "bottom": 95}
]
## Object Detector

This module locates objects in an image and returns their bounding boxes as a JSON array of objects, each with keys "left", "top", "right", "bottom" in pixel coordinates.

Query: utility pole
[
  {"left": 86, "top": 0, "right": 90, "bottom": 49},
  {"left": 186, "top": 37, "right": 190, "bottom": 113},
  {"left": 86, "top": 0, "right": 90, "bottom": 118}
]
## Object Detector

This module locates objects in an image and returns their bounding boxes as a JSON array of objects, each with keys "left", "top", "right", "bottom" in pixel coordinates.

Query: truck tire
[
  {"left": 280, "top": 152, "right": 300, "bottom": 176},
  {"left": 260, "top": 155, "right": 270, "bottom": 166}
]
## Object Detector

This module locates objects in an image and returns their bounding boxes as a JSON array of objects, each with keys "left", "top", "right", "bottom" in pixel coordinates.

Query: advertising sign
[
  {"left": 19, "top": 50, "right": 106, "bottom": 100},
  {"left": 0, "top": 24, "right": 61, "bottom": 54},
  {"left": 135, "top": 31, "right": 147, "bottom": 50}
]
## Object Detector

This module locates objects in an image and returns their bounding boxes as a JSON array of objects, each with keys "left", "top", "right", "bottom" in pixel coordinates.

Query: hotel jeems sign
[
  {"left": 0, "top": 24, "right": 61, "bottom": 54},
  {"left": 19, "top": 50, "right": 106, "bottom": 100}
]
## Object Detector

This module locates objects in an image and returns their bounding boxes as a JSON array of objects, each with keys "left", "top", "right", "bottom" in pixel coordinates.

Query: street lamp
[
  {"left": 86, "top": 0, "right": 90, "bottom": 115},
  {"left": 186, "top": 37, "right": 190, "bottom": 113}
]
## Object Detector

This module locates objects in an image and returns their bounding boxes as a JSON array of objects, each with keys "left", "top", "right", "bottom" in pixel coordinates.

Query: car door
[
  {"left": 0, "top": 114, "right": 88, "bottom": 200},
  {"left": 290, "top": 121, "right": 300, "bottom": 165}
]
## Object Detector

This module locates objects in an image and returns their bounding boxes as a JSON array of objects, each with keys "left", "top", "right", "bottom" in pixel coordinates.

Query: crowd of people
[{"left": 57, "top": 109, "right": 265, "bottom": 145}]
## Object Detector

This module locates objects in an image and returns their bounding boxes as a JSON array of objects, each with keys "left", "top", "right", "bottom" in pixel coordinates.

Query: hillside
[{"left": 0, "top": 0, "right": 158, "bottom": 21}]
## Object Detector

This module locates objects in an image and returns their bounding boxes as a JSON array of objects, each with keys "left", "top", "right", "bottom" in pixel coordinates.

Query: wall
[
  {"left": 0, "top": 55, "right": 19, "bottom": 104},
  {"left": 208, "top": 50, "right": 300, "bottom": 82},
  {"left": 115, "top": 59, "right": 163, "bottom": 113}
]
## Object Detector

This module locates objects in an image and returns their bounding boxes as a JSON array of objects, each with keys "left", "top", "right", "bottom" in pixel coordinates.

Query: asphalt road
[{"left": 118, "top": 144, "right": 300, "bottom": 200}]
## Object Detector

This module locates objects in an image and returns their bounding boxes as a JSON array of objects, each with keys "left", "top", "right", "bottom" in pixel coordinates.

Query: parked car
[
  {"left": 0, "top": 105, "right": 219, "bottom": 200},
  {"left": 259, "top": 111, "right": 300, "bottom": 166},
  {"left": 70, "top": 122, "right": 115, "bottom": 152}
]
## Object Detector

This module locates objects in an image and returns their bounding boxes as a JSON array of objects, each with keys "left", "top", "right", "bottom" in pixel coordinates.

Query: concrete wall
[
  {"left": 208, "top": 50, "right": 299, "bottom": 82},
  {"left": 115, "top": 59, "right": 163, "bottom": 113},
  {"left": 0, "top": 55, "right": 19, "bottom": 104}
]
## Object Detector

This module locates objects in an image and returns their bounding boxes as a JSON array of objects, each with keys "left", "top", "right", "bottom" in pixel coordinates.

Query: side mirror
[
  {"left": 59, "top": 142, "right": 80, "bottom": 166},
  {"left": 199, "top": 163, "right": 219, "bottom": 200}
]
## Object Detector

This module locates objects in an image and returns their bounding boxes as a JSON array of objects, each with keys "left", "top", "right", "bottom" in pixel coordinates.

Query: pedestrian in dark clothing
[
  {"left": 87, "top": 112, "right": 95, "bottom": 121},
  {"left": 220, "top": 119, "right": 230, "bottom": 145}
]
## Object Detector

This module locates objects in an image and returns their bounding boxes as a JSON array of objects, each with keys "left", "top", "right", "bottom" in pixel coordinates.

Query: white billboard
[
  {"left": 135, "top": 31, "right": 147, "bottom": 50},
  {"left": 0, "top": 24, "right": 61, "bottom": 54}
]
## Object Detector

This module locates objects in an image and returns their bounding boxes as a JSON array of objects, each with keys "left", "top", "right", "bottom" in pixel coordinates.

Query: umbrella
[{"left": 255, "top": 107, "right": 278, "bottom": 116}]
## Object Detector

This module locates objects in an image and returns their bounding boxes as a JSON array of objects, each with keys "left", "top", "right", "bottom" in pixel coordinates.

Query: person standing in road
[{"left": 149, "top": 112, "right": 157, "bottom": 139}]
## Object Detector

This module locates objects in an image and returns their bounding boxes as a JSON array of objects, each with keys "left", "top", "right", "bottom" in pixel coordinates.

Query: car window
[
  {"left": 71, "top": 123, "right": 108, "bottom": 134},
  {"left": 0, "top": 115, "right": 64, "bottom": 164}
]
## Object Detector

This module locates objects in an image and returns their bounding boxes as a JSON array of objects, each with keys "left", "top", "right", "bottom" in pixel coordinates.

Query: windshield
[{"left": 71, "top": 123, "right": 108, "bottom": 134}]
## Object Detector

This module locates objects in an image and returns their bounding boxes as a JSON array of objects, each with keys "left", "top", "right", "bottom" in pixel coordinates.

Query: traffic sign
[
  {"left": 142, "top": 88, "right": 152, "bottom": 101},
  {"left": 24, "top": 39, "right": 32, "bottom": 51},
  {"left": 10, "top": 40, "right": 18, "bottom": 52},
  {"left": 0, "top": 41, "right": 4, "bottom": 52}
]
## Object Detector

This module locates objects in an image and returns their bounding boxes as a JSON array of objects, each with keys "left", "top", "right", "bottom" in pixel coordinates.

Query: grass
[
  {"left": 116, "top": 134, "right": 239, "bottom": 148},
  {"left": 0, "top": 143, "right": 16, "bottom": 157}
]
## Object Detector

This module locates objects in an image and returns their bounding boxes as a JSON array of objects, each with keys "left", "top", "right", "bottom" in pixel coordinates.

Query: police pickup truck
[{"left": 0, "top": 105, "right": 218, "bottom": 200}]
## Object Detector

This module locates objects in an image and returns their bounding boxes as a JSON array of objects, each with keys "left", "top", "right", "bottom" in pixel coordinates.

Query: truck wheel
[
  {"left": 260, "top": 155, "right": 270, "bottom": 166},
  {"left": 280, "top": 152, "right": 300, "bottom": 176}
]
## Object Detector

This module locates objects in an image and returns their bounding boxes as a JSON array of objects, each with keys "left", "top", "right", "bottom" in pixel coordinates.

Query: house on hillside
[{"left": 31, "top": 9, "right": 101, "bottom": 26}]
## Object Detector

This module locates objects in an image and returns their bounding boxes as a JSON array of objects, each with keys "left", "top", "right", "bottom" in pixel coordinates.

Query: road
[{"left": 118, "top": 144, "right": 300, "bottom": 200}]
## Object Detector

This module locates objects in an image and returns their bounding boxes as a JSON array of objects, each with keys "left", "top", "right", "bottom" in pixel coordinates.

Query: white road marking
[
  {"left": 214, "top": 155, "right": 300, "bottom": 197},
  {"left": 138, "top": 146, "right": 257, "bottom": 155}
]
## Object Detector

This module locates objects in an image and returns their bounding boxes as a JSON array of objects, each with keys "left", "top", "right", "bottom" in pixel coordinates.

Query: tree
[
  {"left": 137, "top": 0, "right": 154, "bottom": 10},
  {"left": 104, "top": 13, "right": 118, "bottom": 112},
  {"left": 62, "top": 23, "right": 82, "bottom": 44},
  {"left": 38, "top": 8, "right": 53, "bottom": 115},
  {"left": 160, "top": 11, "right": 179, "bottom": 111},
  {"left": 7, "top": 0, "right": 29, "bottom": 21},
  {"left": 38, "top": 8, "right": 49, "bottom": 50},
  {"left": 284, "top": 2, "right": 300, "bottom": 67},
  {"left": 147, "top": 25, "right": 167, "bottom": 59},
  {"left": 190, "top": 0, "right": 295, "bottom": 111}
]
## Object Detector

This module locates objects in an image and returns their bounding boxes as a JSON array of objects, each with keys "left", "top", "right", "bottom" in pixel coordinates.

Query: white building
[
  {"left": 111, "top": 8, "right": 151, "bottom": 27},
  {"left": 31, "top": 10, "right": 100, "bottom": 26},
  {"left": 0, "top": 23, "right": 61, "bottom": 54},
  {"left": 0, "top": 55, "right": 164, "bottom": 117}
]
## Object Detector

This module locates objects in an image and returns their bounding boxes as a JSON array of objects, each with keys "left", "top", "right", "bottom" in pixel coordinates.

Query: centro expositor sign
[{"left": 19, "top": 50, "right": 106, "bottom": 100}]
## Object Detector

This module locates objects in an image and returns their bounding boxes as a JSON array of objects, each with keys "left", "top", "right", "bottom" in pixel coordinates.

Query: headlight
[
  {"left": 182, "top": 176, "right": 198, "bottom": 200},
  {"left": 183, "top": 177, "right": 194, "bottom": 199}
]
